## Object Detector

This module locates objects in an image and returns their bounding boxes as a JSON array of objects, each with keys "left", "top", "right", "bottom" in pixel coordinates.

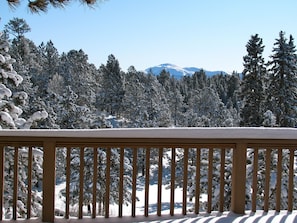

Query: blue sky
[{"left": 1, "top": 0, "right": 297, "bottom": 73}]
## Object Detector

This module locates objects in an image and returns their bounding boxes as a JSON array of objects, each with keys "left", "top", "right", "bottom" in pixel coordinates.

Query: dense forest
[
  {"left": 2, "top": 18, "right": 297, "bottom": 219},
  {"left": 2, "top": 18, "right": 297, "bottom": 129}
]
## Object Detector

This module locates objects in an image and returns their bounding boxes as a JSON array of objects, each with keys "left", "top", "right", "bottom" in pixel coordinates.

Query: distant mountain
[{"left": 145, "top": 63, "right": 227, "bottom": 79}]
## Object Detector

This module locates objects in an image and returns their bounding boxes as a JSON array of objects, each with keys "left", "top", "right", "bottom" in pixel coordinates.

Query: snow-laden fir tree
[
  {"left": 1, "top": 30, "right": 47, "bottom": 219},
  {"left": 142, "top": 73, "right": 172, "bottom": 127},
  {"left": 157, "top": 70, "right": 185, "bottom": 127},
  {"left": 5, "top": 18, "right": 49, "bottom": 127},
  {"left": 267, "top": 31, "right": 297, "bottom": 127},
  {"left": 31, "top": 40, "right": 60, "bottom": 97},
  {"left": 240, "top": 34, "right": 266, "bottom": 126},
  {"left": 54, "top": 86, "right": 95, "bottom": 129},
  {"left": 0, "top": 27, "right": 48, "bottom": 128},
  {"left": 59, "top": 49, "right": 97, "bottom": 109},
  {"left": 98, "top": 54, "right": 125, "bottom": 117},
  {"left": 187, "top": 87, "right": 234, "bottom": 127},
  {"left": 121, "top": 66, "right": 148, "bottom": 127}
]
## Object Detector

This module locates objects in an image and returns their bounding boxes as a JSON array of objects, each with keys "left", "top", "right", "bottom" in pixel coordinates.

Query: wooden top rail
[
  {"left": 0, "top": 128, "right": 296, "bottom": 147},
  {"left": 0, "top": 127, "right": 296, "bottom": 139}
]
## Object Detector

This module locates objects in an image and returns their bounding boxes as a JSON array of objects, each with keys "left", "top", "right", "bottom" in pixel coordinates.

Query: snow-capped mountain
[{"left": 145, "top": 63, "right": 227, "bottom": 79}]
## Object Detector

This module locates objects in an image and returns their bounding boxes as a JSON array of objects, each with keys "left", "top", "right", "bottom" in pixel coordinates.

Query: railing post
[
  {"left": 231, "top": 143, "right": 247, "bottom": 214},
  {"left": 42, "top": 140, "right": 56, "bottom": 222},
  {"left": 0, "top": 145, "right": 4, "bottom": 221}
]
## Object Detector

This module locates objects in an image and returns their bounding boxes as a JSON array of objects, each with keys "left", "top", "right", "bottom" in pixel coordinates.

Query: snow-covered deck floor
[
  {"left": 8, "top": 211, "right": 297, "bottom": 223},
  {"left": 50, "top": 211, "right": 297, "bottom": 223}
]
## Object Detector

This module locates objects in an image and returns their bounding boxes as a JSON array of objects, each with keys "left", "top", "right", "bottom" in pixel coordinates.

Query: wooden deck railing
[{"left": 0, "top": 127, "right": 297, "bottom": 222}]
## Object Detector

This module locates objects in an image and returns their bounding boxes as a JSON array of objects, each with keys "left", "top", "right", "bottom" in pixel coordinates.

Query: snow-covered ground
[
  {"left": 54, "top": 181, "right": 197, "bottom": 217},
  {"left": 54, "top": 182, "right": 297, "bottom": 223}
]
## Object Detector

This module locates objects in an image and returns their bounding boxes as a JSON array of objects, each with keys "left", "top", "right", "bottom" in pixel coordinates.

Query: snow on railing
[{"left": 0, "top": 127, "right": 297, "bottom": 222}]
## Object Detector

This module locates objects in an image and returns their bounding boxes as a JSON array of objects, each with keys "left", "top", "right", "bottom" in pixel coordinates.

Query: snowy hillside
[{"left": 145, "top": 63, "right": 227, "bottom": 79}]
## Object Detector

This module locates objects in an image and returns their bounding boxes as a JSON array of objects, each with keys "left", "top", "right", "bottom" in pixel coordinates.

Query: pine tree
[
  {"left": 59, "top": 49, "right": 97, "bottom": 108},
  {"left": 157, "top": 70, "right": 185, "bottom": 126},
  {"left": 121, "top": 66, "right": 147, "bottom": 127},
  {"left": 268, "top": 31, "right": 297, "bottom": 127},
  {"left": 142, "top": 73, "right": 172, "bottom": 127},
  {"left": 5, "top": 18, "right": 48, "bottom": 125},
  {"left": 167, "top": 77, "right": 185, "bottom": 127},
  {"left": 157, "top": 69, "right": 171, "bottom": 91},
  {"left": 240, "top": 34, "right": 266, "bottom": 126},
  {"left": 1, "top": 30, "right": 47, "bottom": 218},
  {"left": 4, "top": 18, "right": 31, "bottom": 40},
  {"left": 187, "top": 87, "right": 234, "bottom": 127},
  {"left": 55, "top": 86, "right": 90, "bottom": 128},
  {"left": 31, "top": 41, "right": 60, "bottom": 97},
  {"left": 0, "top": 31, "right": 47, "bottom": 129},
  {"left": 226, "top": 72, "right": 241, "bottom": 111},
  {"left": 98, "top": 54, "right": 125, "bottom": 117},
  {"left": 192, "top": 70, "right": 208, "bottom": 90}
]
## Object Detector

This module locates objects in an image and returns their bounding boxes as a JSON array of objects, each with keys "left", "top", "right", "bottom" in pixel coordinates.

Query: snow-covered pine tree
[
  {"left": 187, "top": 87, "right": 234, "bottom": 127},
  {"left": 98, "top": 54, "right": 125, "bottom": 117},
  {"left": 192, "top": 70, "right": 208, "bottom": 90},
  {"left": 31, "top": 40, "right": 60, "bottom": 97},
  {"left": 1, "top": 30, "right": 47, "bottom": 219},
  {"left": 0, "top": 27, "right": 48, "bottom": 128},
  {"left": 5, "top": 18, "right": 50, "bottom": 128},
  {"left": 121, "top": 66, "right": 147, "bottom": 128},
  {"left": 157, "top": 70, "right": 185, "bottom": 127},
  {"left": 142, "top": 73, "right": 172, "bottom": 127},
  {"left": 240, "top": 34, "right": 266, "bottom": 126},
  {"left": 59, "top": 49, "right": 97, "bottom": 110},
  {"left": 55, "top": 86, "right": 93, "bottom": 129},
  {"left": 267, "top": 31, "right": 297, "bottom": 127}
]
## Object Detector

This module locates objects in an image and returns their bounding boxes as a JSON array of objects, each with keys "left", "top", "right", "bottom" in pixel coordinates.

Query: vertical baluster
[
  {"left": 170, "top": 147, "right": 176, "bottom": 216},
  {"left": 219, "top": 148, "right": 226, "bottom": 212},
  {"left": 182, "top": 147, "right": 189, "bottom": 215},
  {"left": 157, "top": 147, "right": 163, "bottom": 216},
  {"left": 27, "top": 147, "right": 32, "bottom": 219},
  {"left": 252, "top": 147, "right": 259, "bottom": 212},
  {"left": 195, "top": 147, "right": 201, "bottom": 214},
  {"left": 131, "top": 148, "right": 137, "bottom": 217},
  {"left": 144, "top": 147, "right": 150, "bottom": 217},
  {"left": 118, "top": 147, "right": 124, "bottom": 217},
  {"left": 13, "top": 147, "right": 18, "bottom": 220},
  {"left": 207, "top": 147, "right": 213, "bottom": 213},
  {"left": 65, "top": 147, "right": 71, "bottom": 219},
  {"left": 264, "top": 148, "right": 271, "bottom": 212},
  {"left": 0, "top": 145, "right": 4, "bottom": 221},
  {"left": 92, "top": 147, "right": 98, "bottom": 218},
  {"left": 78, "top": 148, "right": 84, "bottom": 219},
  {"left": 276, "top": 148, "right": 282, "bottom": 212},
  {"left": 105, "top": 147, "right": 111, "bottom": 218},
  {"left": 288, "top": 148, "right": 294, "bottom": 212}
]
